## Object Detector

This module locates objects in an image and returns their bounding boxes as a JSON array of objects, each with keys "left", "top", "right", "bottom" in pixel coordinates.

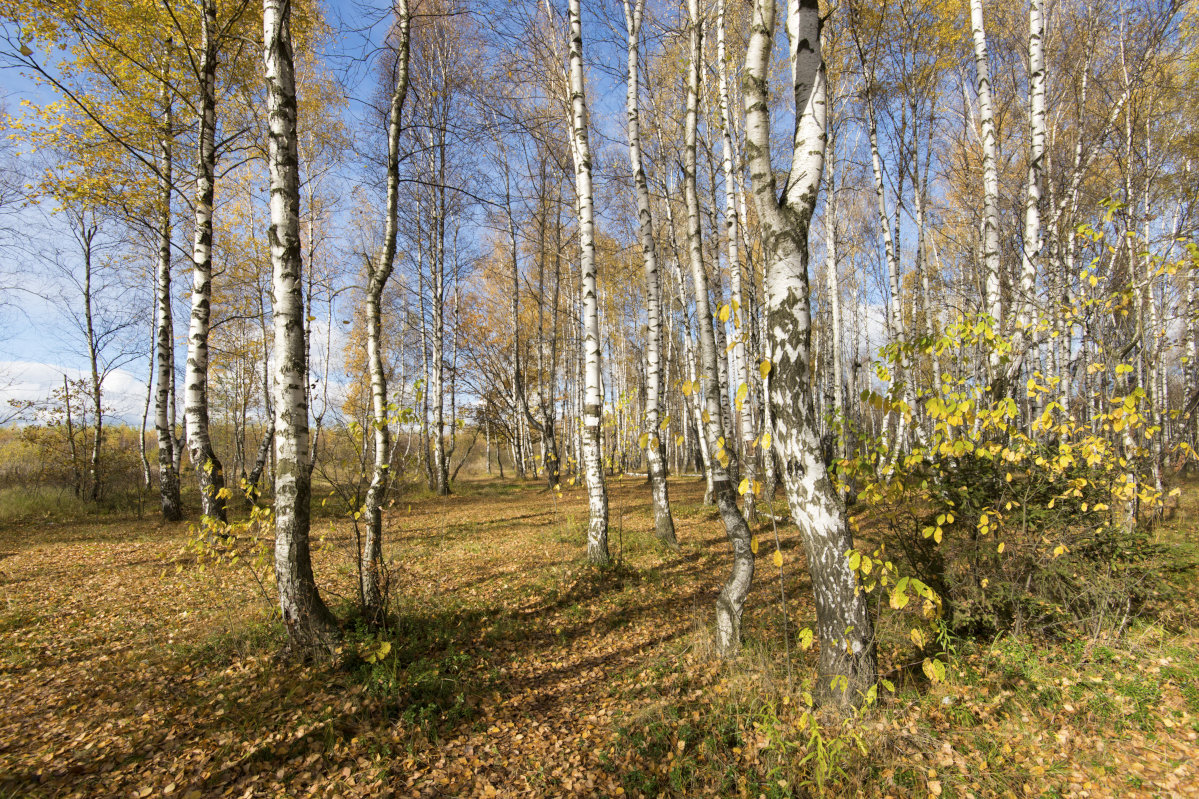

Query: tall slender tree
[
  {"left": 360, "top": 0, "right": 411, "bottom": 625},
  {"left": 683, "top": 0, "right": 754, "bottom": 654},
  {"left": 623, "top": 0, "right": 676, "bottom": 548},
  {"left": 566, "top": 0, "right": 609, "bottom": 564},
  {"left": 264, "top": 0, "right": 337, "bottom": 650}
]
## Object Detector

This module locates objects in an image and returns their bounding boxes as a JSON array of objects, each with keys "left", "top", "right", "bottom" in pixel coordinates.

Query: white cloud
[{"left": 0, "top": 360, "right": 148, "bottom": 424}]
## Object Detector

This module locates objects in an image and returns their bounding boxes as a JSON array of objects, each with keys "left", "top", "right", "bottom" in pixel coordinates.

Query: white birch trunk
[
  {"left": 264, "top": 0, "right": 338, "bottom": 649},
  {"left": 685, "top": 0, "right": 754, "bottom": 657},
  {"left": 718, "top": 0, "right": 757, "bottom": 523},
  {"left": 744, "top": 0, "right": 875, "bottom": 707},
  {"left": 567, "top": 0, "right": 609, "bottom": 564},
  {"left": 623, "top": 0, "right": 676, "bottom": 547},
  {"left": 185, "top": 0, "right": 226, "bottom": 522},
  {"left": 1018, "top": 0, "right": 1046, "bottom": 333},
  {"left": 360, "top": 1, "right": 410, "bottom": 624},
  {"left": 824, "top": 129, "right": 844, "bottom": 457},
  {"left": 970, "top": 0, "right": 1003, "bottom": 387},
  {"left": 155, "top": 80, "right": 183, "bottom": 521}
]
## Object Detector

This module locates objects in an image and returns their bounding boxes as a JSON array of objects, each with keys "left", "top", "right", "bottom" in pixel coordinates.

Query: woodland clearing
[{"left": 1, "top": 476, "right": 1197, "bottom": 798}]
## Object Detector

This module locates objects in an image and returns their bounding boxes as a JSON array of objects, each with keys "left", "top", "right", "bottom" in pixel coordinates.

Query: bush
[{"left": 844, "top": 314, "right": 1175, "bottom": 640}]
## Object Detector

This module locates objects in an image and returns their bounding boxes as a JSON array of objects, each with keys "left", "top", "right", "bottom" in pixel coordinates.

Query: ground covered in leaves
[{"left": 1, "top": 476, "right": 1197, "bottom": 798}]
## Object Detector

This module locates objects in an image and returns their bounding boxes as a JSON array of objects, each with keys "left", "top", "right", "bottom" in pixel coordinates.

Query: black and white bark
[
  {"left": 567, "top": 0, "right": 609, "bottom": 564},
  {"left": 744, "top": 0, "right": 876, "bottom": 707},
  {"left": 1018, "top": 0, "right": 1046, "bottom": 333},
  {"left": 185, "top": 0, "right": 227, "bottom": 522},
  {"left": 717, "top": 0, "right": 757, "bottom": 524},
  {"left": 264, "top": 0, "right": 338, "bottom": 650},
  {"left": 154, "top": 84, "right": 183, "bottom": 520},
  {"left": 623, "top": 0, "right": 676, "bottom": 548},
  {"left": 684, "top": 0, "right": 754, "bottom": 654},
  {"left": 360, "top": 0, "right": 410, "bottom": 625},
  {"left": 823, "top": 122, "right": 844, "bottom": 457},
  {"left": 970, "top": 0, "right": 1003, "bottom": 387}
]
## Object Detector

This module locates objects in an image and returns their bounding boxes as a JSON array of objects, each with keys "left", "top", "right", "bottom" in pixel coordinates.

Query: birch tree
[
  {"left": 264, "top": 0, "right": 337, "bottom": 650},
  {"left": 743, "top": 0, "right": 876, "bottom": 706},
  {"left": 681, "top": 0, "right": 754, "bottom": 654},
  {"left": 155, "top": 77, "right": 183, "bottom": 521},
  {"left": 185, "top": 0, "right": 228, "bottom": 523},
  {"left": 567, "top": 0, "right": 609, "bottom": 564},
  {"left": 623, "top": 0, "right": 675, "bottom": 548},
  {"left": 716, "top": 0, "right": 758, "bottom": 524},
  {"left": 970, "top": 0, "right": 1003, "bottom": 389},
  {"left": 360, "top": 0, "right": 410, "bottom": 625}
]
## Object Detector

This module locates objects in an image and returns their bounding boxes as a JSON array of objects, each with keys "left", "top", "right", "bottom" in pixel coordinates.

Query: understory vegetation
[{"left": 1, "top": 474, "right": 1196, "bottom": 798}]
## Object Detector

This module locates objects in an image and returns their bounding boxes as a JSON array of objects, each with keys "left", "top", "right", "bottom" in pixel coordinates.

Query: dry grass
[{"left": 0, "top": 475, "right": 1196, "bottom": 797}]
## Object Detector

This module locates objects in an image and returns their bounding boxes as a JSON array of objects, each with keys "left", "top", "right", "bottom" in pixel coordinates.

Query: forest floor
[{"left": 1, "top": 475, "right": 1197, "bottom": 798}]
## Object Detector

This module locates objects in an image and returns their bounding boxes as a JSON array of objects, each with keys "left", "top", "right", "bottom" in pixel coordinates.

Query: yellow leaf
[
  {"left": 761, "top": 432, "right": 772, "bottom": 450},
  {"left": 772, "top": 550, "right": 783, "bottom": 568},
  {"left": 997, "top": 542, "right": 1005, "bottom": 554},
  {"left": 718, "top": 304, "right": 730, "bottom": 322},
  {"left": 750, "top": 535, "right": 759, "bottom": 554},
  {"left": 738, "top": 477, "right": 750, "bottom": 495},
  {"left": 798, "top": 628, "right": 814, "bottom": 649},
  {"left": 638, "top": 432, "right": 649, "bottom": 449},
  {"left": 910, "top": 628, "right": 925, "bottom": 648},
  {"left": 759, "top": 360, "right": 772, "bottom": 379}
]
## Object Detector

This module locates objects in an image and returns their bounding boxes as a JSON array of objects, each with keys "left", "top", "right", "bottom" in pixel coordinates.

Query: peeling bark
[
  {"left": 185, "top": 0, "right": 227, "bottom": 523},
  {"left": 264, "top": 0, "right": 338, "bottom": 651},
  {"left": 623, "top": 0, "right": 676, "bottom": 548},
  {"left": 744, "top": 0, "right": 876, "bottom": 707},
  {"left": 567, "top": 0, "right": 609, "bottom": 564}
]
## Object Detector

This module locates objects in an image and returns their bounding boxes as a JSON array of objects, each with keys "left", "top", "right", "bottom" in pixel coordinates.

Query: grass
[{"left": 0, "top": 475, "right": 1197, "bottom": 797}]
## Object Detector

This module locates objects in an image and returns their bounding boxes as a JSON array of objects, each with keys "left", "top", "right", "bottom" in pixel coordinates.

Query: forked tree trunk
[
  {"left": 685, "top": 0, "right": 754, "bottom": 654},
  {"left": 744, "top": 0, "right": 875, "bottom": 708},
  {"left": 567, "top": 0, "right": 609, "bottom": 564},
  {"left": 264, "top": 0, "right": 338, "bottom": 651},
  {"left": 360, "top": 0, "right": 411, "bottom": 625},
  {"left": 186, "top": 0, "right": 227, "bottom": 523},
  {"left": 623, "top": 0, "right": 676, "bottom": 548}
]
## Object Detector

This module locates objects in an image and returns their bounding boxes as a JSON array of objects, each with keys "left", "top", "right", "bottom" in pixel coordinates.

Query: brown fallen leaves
[{"left": 0, "top": 477, "right": 1197, "bottom": 797}]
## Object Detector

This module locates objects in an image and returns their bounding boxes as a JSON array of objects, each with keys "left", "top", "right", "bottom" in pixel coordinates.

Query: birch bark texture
[
  {"left": 1019, "top": 0, "right": 1046, "bottom": 334},
  {"left": 970, "top": 0, "right": 1003, "bottom": 376},
  {"left": 683, "top": 0, "right": 755, "bottom": 655},
  {"left": 567, "top": 0, "right": 609, "bottom": 565},
  {"left": 155, "top": 77, "right": 183, "bottom": 521},
  {"left": 717, "top": 0, "right": 758, "bottom": 525},
  {"left": 186, "top": 0, "right": 227, "bottom": 523},
  {"left": 360, "top": 0, "right": 411, "bottom": 625},
  {"left": 743, "top": 0, "right": 876, "bottom": 707},
  {"left": 264, "top": 0, "right": 338, "bottom": 650},
  {"left": 622, "top": 0, "right": 676, "bottom": 549}
]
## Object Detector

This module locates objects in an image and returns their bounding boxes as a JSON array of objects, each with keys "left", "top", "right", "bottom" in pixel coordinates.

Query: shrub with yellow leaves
[{"left": 842, "top": 313, "right": 1181, "bottom": 641}]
